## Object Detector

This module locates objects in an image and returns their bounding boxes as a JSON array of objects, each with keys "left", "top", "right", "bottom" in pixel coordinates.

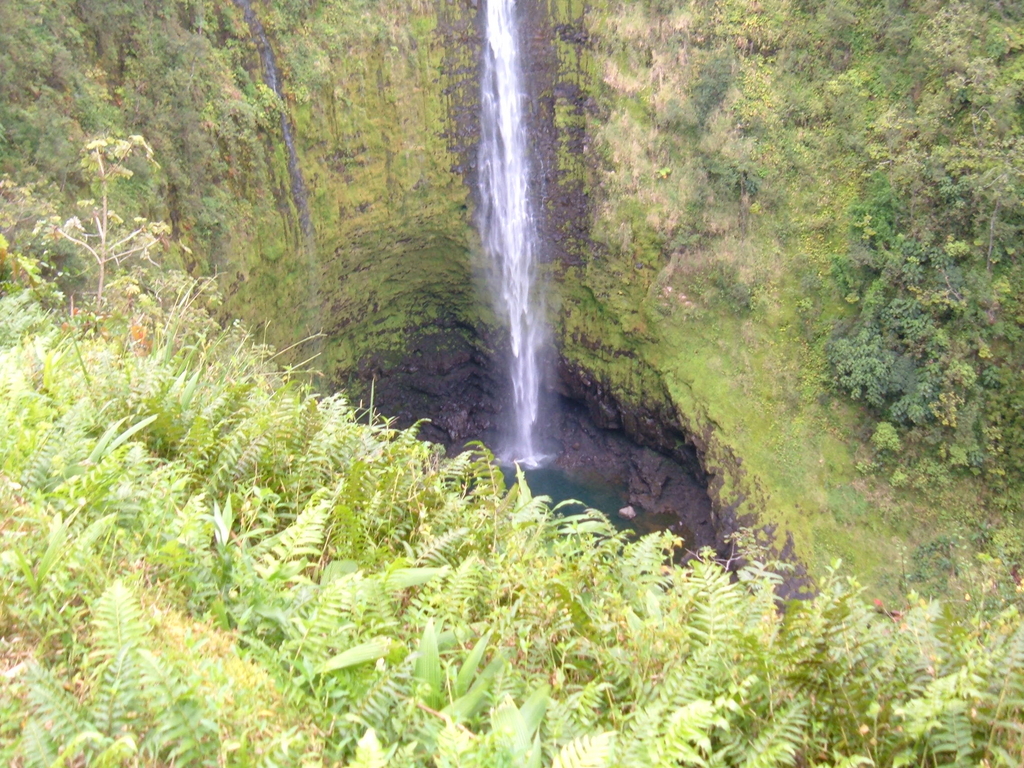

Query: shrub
[{"left": 871, "top": 421, "right": 901, "bottom": 453}]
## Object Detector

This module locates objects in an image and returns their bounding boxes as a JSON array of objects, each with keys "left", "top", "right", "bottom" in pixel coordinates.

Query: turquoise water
[
  {"left": 502, "top": 465, "right": 631, "bottom": 525},
  {"left": 500, "top": 464, "right": 697, "bottom": 544}
]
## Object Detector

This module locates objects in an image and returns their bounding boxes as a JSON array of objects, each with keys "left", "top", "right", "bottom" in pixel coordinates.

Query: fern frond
[
  {"left": 927, "top": 703, "right": 978, "bottom": 767},
  {"left": 25, "top": 665, "right": 90, "bottom": 756},
  {"left": 983, "top": 622, "right": 1024, "bottom": 756},
  {"left": 346, "top": 728, "right": 387, "bottom": 768},
  {"left": 92, "top": 646, "right": 142, "bottom": 736},
  {"left": 253, "top": 502, "right": 328, "bottom": 582},
  {"left": 136, "top": 648, "right": 214, "bottom": 765},
  {"left": 347, "top": 659, "right": 414, "bottom": 741},
  {"left": 90, "top": 733, "right": 139, "bottom": 768},
  {"left": 551, "top": 731, "right": 615, "bottom": 768},
  {"left": 646, "top": 699, "right": 717, "bottom": 768},
  {"left": 91, "top": 580, "right": 148, "bottom": 659},
  {"left": 618, "top": 531, "right": 677, "bottom": 597},
  {"left": 19, "top": 718, "right": 57, "bottom": 768},
  {"left": 415, "top": 526, "right": 470, "bottom": 567},
  {"left": 740, "top": 702, "right": 807, "bottom": 768},
  {"left": 683, "top": 560, "right": 745, "bottom": 647}
]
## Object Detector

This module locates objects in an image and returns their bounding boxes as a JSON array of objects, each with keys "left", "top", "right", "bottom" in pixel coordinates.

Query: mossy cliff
[
  {"left": 548, "top": 0, "right": 1024, "bottom": 592},
  {"left": 1, "top": 0, "right": 490, "bottom": 386},
  {"left": 223, "top": 0, "right": 490, "bottom": 384},
  {"left": 3, "top": 0, "right": 1022, "bottom": 591}
]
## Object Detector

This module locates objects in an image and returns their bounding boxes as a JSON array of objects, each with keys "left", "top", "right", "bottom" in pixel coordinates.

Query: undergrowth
[{"left": 1, "top": 279, "right": 1023, "bottom": 767}]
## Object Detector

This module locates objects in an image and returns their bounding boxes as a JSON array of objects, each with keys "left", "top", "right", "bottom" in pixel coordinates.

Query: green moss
[{"left": 218, "top": 0, "right": 483, "bottom": 381}]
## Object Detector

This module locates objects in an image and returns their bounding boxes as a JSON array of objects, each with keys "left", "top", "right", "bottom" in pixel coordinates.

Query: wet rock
[
  {"left": 352, "top": 326, "right": 504, "bottom": 451},
  {"left": 552, "top": 398, "right": 716, "bottom": 553},
  {"left": 617, "top": 505, "right": 637, "bottom": 520}
]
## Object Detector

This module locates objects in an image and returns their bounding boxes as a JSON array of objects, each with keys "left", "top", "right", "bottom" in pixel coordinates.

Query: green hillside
[
  {"left": 3, "top": 0, "right": 1024, "bottom": 761},
  {"left": 1, "top": 279, "right": 1022, "bottom": 766}
]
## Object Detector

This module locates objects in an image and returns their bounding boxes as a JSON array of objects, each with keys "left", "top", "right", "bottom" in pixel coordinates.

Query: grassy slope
[{"left": 554, "top": 0, "right": 1023, "bottom": 589}]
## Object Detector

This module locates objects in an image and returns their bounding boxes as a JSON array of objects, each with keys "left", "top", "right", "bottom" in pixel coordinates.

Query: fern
[
  {"left": 740, "top": 703, "right": 807, "bottom": 768},
  {"left": 0, "top": 292, "right": 49, "bottom": 349},
  {"left": 982, "top": 622, "right": 1024, "bottom": 760},
  {"left": 85, "top": 581, "right": 149, "bottom": 739},
  {"left": 551, "top": 731, "right": 615, "bottom": 768},
  {"left": 346, "top": 728, "right": 387, "bottom": 768},
  {"left": 663, "top": 701, "right": 722, "bottom": 766},
  {"left": 18, "top": 718, "right": 57, "bottom": 768},
  {"left": 91, "top": 580, "right": 148, "bottom": 659},
  {"left": 92, "top": 646, "right": 142, "bottom": 737},
  {"left": 927, "top": 702, "right": 978, "bottom": 768},
  {"left": 281, "top": 576, "right": 358, "bottom": 665},
  {"left": 25, "top": 665, "right": 91, "bottom": 759},
  {"left": 136, "top": 648, "right": 215, "bottom": 765},
  {"left": 347, "top": 658, "right": 414, "bottom": 742},
  {"left": 253, "top": 502, "right": 328, "bottom": 583},
  {"left": 415, "top": 526, "right": 471, "bottom": 567},
  {"left": 683, "top": 558, "right": 745, "bottom": 647},
  {"left": 9, "top": 270, "right": 1024, "bottom": 768},
  {"left": 616, "top": 531, "right": 677, "bottom": 599}
]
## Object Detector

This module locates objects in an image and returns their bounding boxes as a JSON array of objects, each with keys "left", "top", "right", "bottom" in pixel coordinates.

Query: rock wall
[
  {"left": 218, "top": 0, "right": 491, "bottom": 395},
  {"left": 2, "top": 0, "right": 954, "bottom": 585}
]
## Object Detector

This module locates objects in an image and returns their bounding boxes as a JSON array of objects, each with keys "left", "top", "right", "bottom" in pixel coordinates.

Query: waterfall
[
  {"left": 231, "top": 0, "right": 315, "bottom": 248},
  {"left": 478, "top": 0, "right": 547, "bottom": 468}
]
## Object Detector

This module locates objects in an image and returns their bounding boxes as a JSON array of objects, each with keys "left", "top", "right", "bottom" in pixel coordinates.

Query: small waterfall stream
[
  {"left": 231, "top": 0, "right": 315, "bottom": 248},
  {"left": 478, "top": 0, "right": 546, "bottom": 467}
]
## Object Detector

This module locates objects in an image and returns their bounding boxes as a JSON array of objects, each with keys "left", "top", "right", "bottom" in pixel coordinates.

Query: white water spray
[{"left": 478, "top": 0, "right": 546, "bottom": 467}]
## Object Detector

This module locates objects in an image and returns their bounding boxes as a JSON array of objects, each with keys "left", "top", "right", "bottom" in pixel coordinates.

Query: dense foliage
[
  {"left": 577, "top": 0, "right": 1024, "bottom": 582},
  {"left": 1, "top": 281, "right": 1024, "bottom": 766},
  {"left": 0, "top": 0, "right": 281, "bottom": 277},
  {"left": 3, "top": 2, "right": 1024, "bottom": 761},
  {"left": 598, "top": 1, "right": 1024, "bottom": 461}
]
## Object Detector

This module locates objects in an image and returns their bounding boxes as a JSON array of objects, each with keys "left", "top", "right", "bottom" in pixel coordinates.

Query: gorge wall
[
  {"left": 0, "top": 0, "right": 835, "bottom": 572},
  {"left": 6, "top": 0, "right": 1018, "bottom": 593}
]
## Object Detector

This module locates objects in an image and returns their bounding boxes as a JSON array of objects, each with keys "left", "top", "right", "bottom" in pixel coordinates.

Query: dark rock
[{"left": 551, "top": 397, "right": 716, "bottom": 553}]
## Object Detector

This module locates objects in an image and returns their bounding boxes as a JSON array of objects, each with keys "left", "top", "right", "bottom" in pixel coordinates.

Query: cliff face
[
  {"left": 6, "top": 0, "right": 1018, "bottom": 589},
  {"left": 233, "top": 1, "right": 486, "bottom": 378},
  {"left": 0, "top": 0, "right": 844, "bottom": 570}
]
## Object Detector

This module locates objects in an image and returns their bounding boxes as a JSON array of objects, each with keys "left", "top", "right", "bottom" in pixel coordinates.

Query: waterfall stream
[
  {"left": 231, "top": 0, "right": 315, "bottom": 248},
  {"left": 478, "top": 0, "right": 546, "bottom": 467}
]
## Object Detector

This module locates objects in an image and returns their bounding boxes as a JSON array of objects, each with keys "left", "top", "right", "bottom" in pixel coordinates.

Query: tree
[{"left": 39, "top": 136, "right": 169, "bottom": 304}]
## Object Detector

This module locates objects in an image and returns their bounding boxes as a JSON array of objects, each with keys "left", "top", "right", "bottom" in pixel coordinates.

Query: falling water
[
  {"left": 231, "top": 0, "right": 315, "bottom": 248},
  {"left": 478, "top": 0, "right": 546, "bottom": 467}
]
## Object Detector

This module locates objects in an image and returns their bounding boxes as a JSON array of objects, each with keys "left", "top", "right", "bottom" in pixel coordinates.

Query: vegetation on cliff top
[{"left": 2, "top": 274, "right": 1024, "bottom": 766}]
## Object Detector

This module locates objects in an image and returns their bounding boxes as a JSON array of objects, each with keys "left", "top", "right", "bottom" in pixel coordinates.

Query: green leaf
[
  {"left": 519, "top": 685, "right": 550, "bottom": 739},
  {"left": 455, "top": 631, "right": 492, "bottom": 697},
  {"left": 87, "top": 414, "right": 157, "bottom": 465},
  {"left": 16, "top": 513, "right": 75, "bottom": 595},
  {"left": 443, "top": 654, "right": 506, "bottom": 721},
  {"left": 319, "top": 638, "right": 391, "bottom": 674},
  {"left": 552, "top": 732, "right": 615, "bottom": 768},
  {"left": 414, "top": 619, "right": 444, "bottom": 709},
  {"left": 491, "top": 697, "right": 531, "bottom": 755},
  {"left": 384, "top": 566, "right": 448, "bottom": 592},
  {"left": 347, "top": 728, "right": 387, "bottom": 768}
]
